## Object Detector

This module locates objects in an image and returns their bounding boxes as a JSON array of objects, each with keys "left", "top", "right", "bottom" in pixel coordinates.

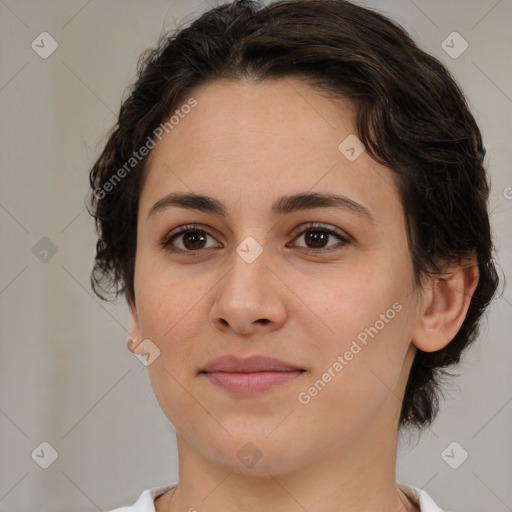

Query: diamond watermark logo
[
  {"left": 441, "top": 32, "right": 468, "bottom": 59},
  {"left": 338, "top": 134, "right": 365, "bottom": 161},
  {"left": 133, "top": 338, "right": 161, "bottom": 366},
  {"left": 236, "top": 236, "right": 263, "bottom": 263},
  {"left": 237, "top": 442, "right": 262, "bottom": 468},
  {"left": 31, "top": 32, "right": 58, "bottom": 59},
  {"left": 441, "top": 441, "right": 468, "bottom": 469},
  {"left": 31, "top": 441, "right": 58, "bottom": 469},
  {"left": 32, "top": 237, "right": 58, "bottom": 263}
]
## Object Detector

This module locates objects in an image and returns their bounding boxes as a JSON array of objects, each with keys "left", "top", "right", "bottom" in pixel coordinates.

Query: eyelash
[{"left": 160, "top": 222, "right": 351, "bottom": 255}]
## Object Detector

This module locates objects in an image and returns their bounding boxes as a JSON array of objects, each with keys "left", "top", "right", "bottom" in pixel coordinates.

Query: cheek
[
  {"left": 134, "top": 257, "right": 217, "bottom": 401},
  {"left": 314, "top": 289, "right": 410, "bottom": 384},
  {"left": 297, "top": 255, "right": 415, "bottom": 394},
  {"left": 134, "top": 248, "right": 200, "bottom": 338},
  {"left": 304, "top": 257, "right": 410, "bottom": 341},
  {"left": 138, "top": 270, "right": 205, "bottom": 429},
  {"left": 295, "top": 301, "right": 413, "bottom": 439}
]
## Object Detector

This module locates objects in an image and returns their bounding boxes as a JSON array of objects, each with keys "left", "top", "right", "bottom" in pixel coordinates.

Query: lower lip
[{"left": 203, "top": 370, "right": 304, "bottom": 395}]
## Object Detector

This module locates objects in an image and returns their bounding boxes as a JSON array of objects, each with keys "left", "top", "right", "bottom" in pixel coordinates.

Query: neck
[{"left": 157, "top": 416, "right": 418, "bottom": 512}]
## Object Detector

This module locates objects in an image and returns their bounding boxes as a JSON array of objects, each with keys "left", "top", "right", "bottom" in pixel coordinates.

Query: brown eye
[
  {"left": 178, "top": 230, "right": 208, "bottom": 250},
  {"left": 290, "top": 223, "right": 351, "bottom": 252},
  {"left": 160, "top": 222, "right": 350, "bottom": 256},
  {"left": 161, "top": 226, "right": 220, "bottom": 253},
  {"left": 303, "top": 230, "right": 330, "bottom": 249}
]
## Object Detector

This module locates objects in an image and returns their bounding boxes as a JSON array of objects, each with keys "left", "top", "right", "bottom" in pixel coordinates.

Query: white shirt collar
[
  {"left": 398, "top": 481, "right": 450, "bottom": 512},
  {"left": 110, "top": 481, "right": 449, "bottom": 512}
]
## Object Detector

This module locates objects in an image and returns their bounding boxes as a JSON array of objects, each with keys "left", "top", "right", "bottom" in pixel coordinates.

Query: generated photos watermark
[
  {"left": 93, "top": 97, "right": 198, "bottom": 200},
  {"left": 297, "top": 301, "right": 403, "bottom": 405}
]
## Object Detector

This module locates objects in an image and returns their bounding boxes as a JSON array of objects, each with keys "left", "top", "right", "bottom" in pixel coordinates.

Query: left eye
[{"left": 289, "top": 223, "right": 350, "bottom": 252}]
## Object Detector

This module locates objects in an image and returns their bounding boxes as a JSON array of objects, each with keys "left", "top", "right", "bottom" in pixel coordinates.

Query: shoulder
[
  {"left": 105, "top": 483, "right": 177, "bottom": 512},
  {"left": 398, "top": 482, "right": 452, "bottom": 512}
]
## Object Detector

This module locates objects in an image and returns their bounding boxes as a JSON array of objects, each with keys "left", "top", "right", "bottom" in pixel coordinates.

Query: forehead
[
  {"left": 140, "top": 77, "right": 402, "bottom": 225},
  {"left": 165, "top": 78, "right": 357, "bottom": 162}
]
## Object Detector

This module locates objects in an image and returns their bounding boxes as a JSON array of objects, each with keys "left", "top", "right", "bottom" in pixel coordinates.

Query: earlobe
[
  {"left": 412, "top": 259, "right": 480, "bottom": 353},
  {"left": 127, "top": 299, "right": 144, "bottom": 354}
]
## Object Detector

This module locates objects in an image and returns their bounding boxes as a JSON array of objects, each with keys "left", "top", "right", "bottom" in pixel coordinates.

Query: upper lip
[{"left": 200, "top": 355, "right": 304, "bottom": 373}]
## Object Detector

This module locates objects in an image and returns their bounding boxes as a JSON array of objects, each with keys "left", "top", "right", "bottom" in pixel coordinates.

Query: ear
[
  {"left": 412, "top": 257, "right": 480, "bottom": 352},
  {"left": 126, "top": 298, "right": 144, "bottom": 355}
]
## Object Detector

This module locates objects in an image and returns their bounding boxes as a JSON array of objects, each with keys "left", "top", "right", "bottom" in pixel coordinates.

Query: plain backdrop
[{"left": 1, "top": 0, "right": 511, "bottom": 511}]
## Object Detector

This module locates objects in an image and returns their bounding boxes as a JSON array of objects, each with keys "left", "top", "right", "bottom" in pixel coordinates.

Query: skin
[{"left": 127, "top": 77, "right": 479, "bottom": 512}]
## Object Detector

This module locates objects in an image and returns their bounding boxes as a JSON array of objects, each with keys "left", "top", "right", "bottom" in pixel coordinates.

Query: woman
[{"left": 88, "top": 1, "right": 499, "bottom": 510}]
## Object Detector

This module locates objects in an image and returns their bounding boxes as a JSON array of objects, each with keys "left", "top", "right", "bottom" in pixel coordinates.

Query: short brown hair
[{"left": 87, "top": 0, "right": 500, "bottom": 430}]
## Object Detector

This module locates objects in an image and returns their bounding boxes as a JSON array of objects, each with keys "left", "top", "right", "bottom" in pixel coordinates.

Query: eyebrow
[{"left": 147, "top": 191, "right": 375, "bottom": 224}]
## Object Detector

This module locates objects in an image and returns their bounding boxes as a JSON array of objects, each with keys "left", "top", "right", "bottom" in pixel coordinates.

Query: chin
[{"left": 199, "top": 430, "right": 312, "bottom": 477}]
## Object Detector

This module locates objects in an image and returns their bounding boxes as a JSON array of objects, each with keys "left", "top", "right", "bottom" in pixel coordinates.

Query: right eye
[{"left": 160, "top": 225, "right": 222, "bottom": 254}]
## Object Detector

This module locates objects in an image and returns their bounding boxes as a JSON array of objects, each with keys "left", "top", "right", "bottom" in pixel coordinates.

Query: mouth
[
  {"left": 201, "top": 369, "right": 306, "bottom": 395},
  {"left": 199, "top": 354, "right": 306, "bottom": 395}
]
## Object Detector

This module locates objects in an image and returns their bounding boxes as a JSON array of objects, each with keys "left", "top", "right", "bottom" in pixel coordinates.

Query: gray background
[{"left": 0, "top": 0, "right": 511, "bottom": 511}]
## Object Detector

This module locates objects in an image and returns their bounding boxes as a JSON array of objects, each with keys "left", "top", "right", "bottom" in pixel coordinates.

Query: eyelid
[{"left": 290, "top": 222, "right": 352, "bottom": 243}]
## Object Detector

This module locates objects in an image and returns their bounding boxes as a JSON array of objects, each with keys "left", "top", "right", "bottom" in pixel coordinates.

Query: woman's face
[{"left": 131, "top": 78, "right": 424, "bottom": 475}]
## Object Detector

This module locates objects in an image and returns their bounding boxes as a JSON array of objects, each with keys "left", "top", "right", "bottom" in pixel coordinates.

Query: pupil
[
  {"left": 305, "top": 230, "right": 327, "bottom": 248},
  {"left": 184, "top": 231, "right": 206, "bottom": 250}
]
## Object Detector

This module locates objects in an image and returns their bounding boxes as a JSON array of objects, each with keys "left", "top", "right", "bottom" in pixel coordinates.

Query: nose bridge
[
  {"left": 224, "top": 235, "right": 273, "bottom": 307},
  {"left": 210, "top": 234, "right": 287, "bottom": 332}
]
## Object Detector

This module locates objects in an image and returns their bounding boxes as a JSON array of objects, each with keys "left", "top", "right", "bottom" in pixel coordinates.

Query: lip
[
  {"left": 201, "top": 354, "right": 303, "bottom": 373},
  {"left": 200, "top": 355, "right": 306, "bottom": 396}
]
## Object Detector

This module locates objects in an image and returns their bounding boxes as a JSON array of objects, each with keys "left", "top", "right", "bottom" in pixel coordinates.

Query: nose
[{"left": 209, "top": 244, "right": 287, "bottom": 336}]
